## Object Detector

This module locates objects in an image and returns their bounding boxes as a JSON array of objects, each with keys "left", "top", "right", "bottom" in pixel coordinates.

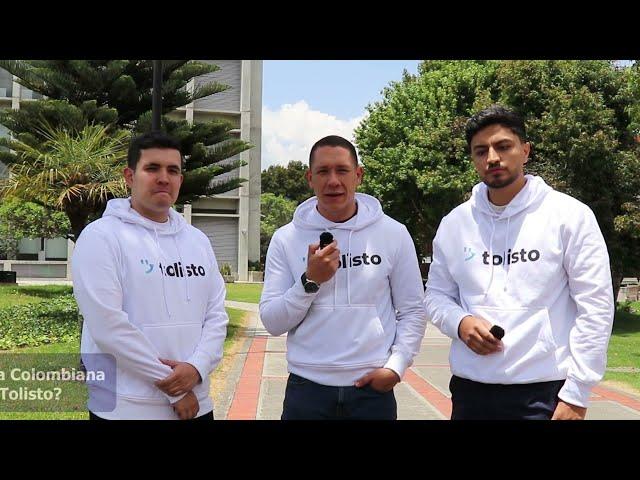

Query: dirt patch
[
  {"left": 208, "top": 311, "right": 252, "bottom": 408},
  {"left": 600, "top": 379, "right": 640, "bottom": 398}
]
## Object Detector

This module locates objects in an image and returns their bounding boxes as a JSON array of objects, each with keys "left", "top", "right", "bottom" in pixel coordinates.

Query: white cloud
[{"left": 261, "top": 101, "right": 366, "bottom": 170}]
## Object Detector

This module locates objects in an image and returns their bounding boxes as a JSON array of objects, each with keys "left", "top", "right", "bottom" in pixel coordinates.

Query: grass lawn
[
  {"left": 0, "top": 305, "right": 246, "bottom": 420},
  {"left": 0, "top": 284, "right": 73, "bottom": 309},
  {"left": 224, "top": 282, "right": 263, "bottom": 304},
  {"left": 604, "top": 301, "right": 640, "bottom": 393},
  {"left": 3, "top": 284, "right": 638, "bottom": 415}
]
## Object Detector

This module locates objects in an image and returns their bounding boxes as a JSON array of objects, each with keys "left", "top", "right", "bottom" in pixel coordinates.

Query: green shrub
[{"left": 0, "top": 295, "right": 79, "bottom": 350}]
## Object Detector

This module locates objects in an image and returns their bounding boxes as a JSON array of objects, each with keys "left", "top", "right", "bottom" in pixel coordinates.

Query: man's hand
[
  {"left": 354, "top": 368, "right": 401, "bottom": 393},
  {"left": 305, "top": 240, "right": 340, "bottom": 284},
  {"left": 155, "top": 359, "right": 201, "bottom": 396},
  {"left": 552, "top": 400, "right": 587, "bottom": 420},
  {"left": 458, "top": 315, "right": 503, "bottom": 355},
  {"left": 171, "top": 391, "right": 200, "bottom": 420}
]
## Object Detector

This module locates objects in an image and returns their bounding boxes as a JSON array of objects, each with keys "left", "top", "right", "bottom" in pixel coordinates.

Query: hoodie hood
[
  {"left": 292, "top": 192, "right": 384, "bottom": 231},
  {"left": 469, "top": 174, "right": 552, "bottom": 219},
  {"left": 103, "top": 197, "right": 187, "bottom": 235}
]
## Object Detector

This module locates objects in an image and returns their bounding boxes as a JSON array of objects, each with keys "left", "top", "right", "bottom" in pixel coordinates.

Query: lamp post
[{"left": 152, "top": 60, "right": 162, "bottom": 132}]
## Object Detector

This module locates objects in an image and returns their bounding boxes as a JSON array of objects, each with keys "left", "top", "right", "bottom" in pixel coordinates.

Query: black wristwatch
[{"left": 301, "top": 272, "right": 320, "bottom": 293}]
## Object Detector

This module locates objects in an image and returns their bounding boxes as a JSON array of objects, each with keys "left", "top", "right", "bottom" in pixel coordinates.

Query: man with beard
[{"left": 424, "top": 105, "right": 614, "bottom": 420}]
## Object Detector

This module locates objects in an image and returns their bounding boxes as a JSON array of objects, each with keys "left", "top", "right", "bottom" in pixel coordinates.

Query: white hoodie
[
  {"left": 424, "top": 175, "right": 614, "bottom": 407},
  {"left": 72, "top": 198, "right": 228, "bottom": 419},
  {"left": 260, "top": 193, "right": 427, "bottom": 386}
]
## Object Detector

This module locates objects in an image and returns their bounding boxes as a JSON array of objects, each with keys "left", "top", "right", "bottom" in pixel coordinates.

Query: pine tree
[{"left": 0, "top": 60, "right": 252, "bottom": 217}]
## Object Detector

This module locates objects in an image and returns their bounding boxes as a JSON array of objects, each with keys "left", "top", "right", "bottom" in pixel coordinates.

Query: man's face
[
  {"left": 124, "top": 148, "right": 183, "bottom": 220},
  {"left": 470, "top": 124, "right": 530, "bottom": 189},
  {"left": 306, "top": 146, "right": 363, "bottom": 216}
]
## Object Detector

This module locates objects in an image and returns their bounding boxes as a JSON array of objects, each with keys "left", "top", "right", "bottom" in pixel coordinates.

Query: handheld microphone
[
  {"left": 489, "top": 325, "right": 505, "bottom": 340},
  {"left": 319, "top": 232, "right": 334, "bottom": 249}
]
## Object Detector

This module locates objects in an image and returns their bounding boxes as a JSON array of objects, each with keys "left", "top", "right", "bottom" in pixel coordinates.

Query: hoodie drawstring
[
  {"left": 331, "top": 230, "right": 337, "bottom": 307},
  {"left": 151, "top": 226, "right": 172, "bottom": 319},
  {"left": 484, "top": 217, "right": 496, "bottom": 298},
  {"left": 347, "top": 230, "right": 354, "bottom": 305},
  {"left": 173, "top": 235, "right": 191, "bottom": 302},
  {"left": 504, "top": 216, "right": 511, "bottom": 292}
]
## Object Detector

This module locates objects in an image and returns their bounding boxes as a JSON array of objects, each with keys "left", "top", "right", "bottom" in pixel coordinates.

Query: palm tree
[{"left": 0, "top": 123, "right": 130, "bottom": 241}]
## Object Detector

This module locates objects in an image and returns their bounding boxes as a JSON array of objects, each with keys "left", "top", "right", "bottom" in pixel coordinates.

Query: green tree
[
  {"left": 495, "top": 60, "right": 640, "bottom": 298},
  {"left": 0, "top": 198, "right": 70, "bottom": 259},
  {"left": 261, "top": 161, "right": 312, "bottom": 205},
  {"left": 0, "top": 60, "right": 252, "bottom": 218},
  {"left": 0, "top": 124, "right": 129, "bottom": 240},
  {"left": 627, "top": 61, "right": 640, "bottom": 137},
  {"left": 260, "top": 193, "right": 297, "bottom": 265},
  {"left": 355, "top": 61, "right": 498, "bottom": 256},
  {"left": 356, "top": 60, "right": 640, "bottom": 299}
]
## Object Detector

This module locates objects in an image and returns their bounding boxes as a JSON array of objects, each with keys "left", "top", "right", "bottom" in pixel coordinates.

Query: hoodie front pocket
[
  {"left": 142, "top": 322, "right": 203, "bottom": 362},
  {"left": 468, "top": 305, "right": 558, "bottom": 379},
  {"left": 288, "top": 305, "right": 387, "bottom": 367},
  {"left": 473, "top": 306, "right": 556, "bottom": 350},
  {"left": 115, "top": 323, "right": 204, "bottom": 401}
]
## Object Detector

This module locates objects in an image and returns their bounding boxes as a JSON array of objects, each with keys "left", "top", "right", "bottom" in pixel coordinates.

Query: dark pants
[
  {"left": 281, "top": 373, "right": 397, "bottom": 420},
  {"left": 449, "top": 375, "right": 565, "bottom": 420},
  {"left": 89, "top": 411, "right": 214, "bottom": 421}
]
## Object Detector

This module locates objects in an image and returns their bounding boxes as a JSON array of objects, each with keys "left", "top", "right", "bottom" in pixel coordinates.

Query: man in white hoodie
[
  {"left": 425, "top": 105, "right": 614, "bottom": 420},
  {"left": 72, "top": 131, "right": 228, "bottom": 420},
  {"left": 260, "top": 135, "right": 426, "bottom": 420}
]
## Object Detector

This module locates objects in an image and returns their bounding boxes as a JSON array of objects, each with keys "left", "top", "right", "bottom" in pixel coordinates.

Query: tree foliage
[
  {"left": 260, "top": 193, "right": 297, "bottom": 265},
  {"left": 356, "top": 60, "right": 640, "bottom": 296},
  {"left": 261, "top": 161, "right": 312, "bottom": 205},
  {"left": 0, "top": 60, "right": 252, "bottom": 236},
  {"left": 0, "top": 198, "right": 70, "bottom": 259}
]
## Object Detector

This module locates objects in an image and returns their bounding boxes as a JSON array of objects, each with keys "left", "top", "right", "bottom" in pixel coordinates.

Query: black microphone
[
  {"left": 489, "top": 325, "right": 505, "bottom": 340},
  {"left": 319, "top": 232, "right": 333, "bottom": 249}
]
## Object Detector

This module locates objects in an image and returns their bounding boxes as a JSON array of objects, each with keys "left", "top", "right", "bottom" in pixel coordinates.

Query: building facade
[{"left": 0, "top": 60, "right": 262, "bottom": 281}]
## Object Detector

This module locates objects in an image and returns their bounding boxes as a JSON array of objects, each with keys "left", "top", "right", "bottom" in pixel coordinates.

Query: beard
[{"left": 482, "top": 169, "right": 520, "bottom": 189}]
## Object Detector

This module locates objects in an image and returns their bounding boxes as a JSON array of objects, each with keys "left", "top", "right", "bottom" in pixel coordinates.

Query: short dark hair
[
  {"left": 308, "top": 135, "right": 358, "bottom": 168},
  {"left": 465, "top": 105, "right": 527, "bottom": 149},
  {"left": 127, "top": 131, "right": 184, "bottom": 170}
]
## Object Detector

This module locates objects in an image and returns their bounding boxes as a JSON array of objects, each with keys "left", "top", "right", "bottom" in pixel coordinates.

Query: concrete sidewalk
[{"left": 216, "top": 301, "right": 640, "bottom": 420}]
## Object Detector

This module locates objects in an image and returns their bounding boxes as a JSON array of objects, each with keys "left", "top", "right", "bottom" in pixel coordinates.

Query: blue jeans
[
  {"left": 281, "top": 373, "right": 397, "bottom": 420},
  {"left": 449, "top": 375, "right": 565, "bottom": 420}
]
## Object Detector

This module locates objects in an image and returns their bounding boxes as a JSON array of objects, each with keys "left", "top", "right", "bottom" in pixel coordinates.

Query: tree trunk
[
  {"left": 64, "top": 206, "right": 89, "bottom": 371},
  {"left": 66, "top": 210, "right": 89, "bottom": 244}
]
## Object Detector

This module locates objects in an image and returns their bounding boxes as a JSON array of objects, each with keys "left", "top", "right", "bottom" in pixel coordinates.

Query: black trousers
[
  {"left": 89, "top": 411, "right": 214, "bottom": 421},
  {"left": 449, "top": 375, "right": 565, "bottom": 420}
]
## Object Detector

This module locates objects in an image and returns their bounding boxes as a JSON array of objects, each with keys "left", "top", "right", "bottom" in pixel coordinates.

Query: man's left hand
[
  {"left": 551, "top": 400, "right": 587, "bottom": 420},
  {"left": 354, "top": 368, "right": 401, "bottom": 393},
  {"left": 155, "top": 359, "right": 202, "bottom": 396}
]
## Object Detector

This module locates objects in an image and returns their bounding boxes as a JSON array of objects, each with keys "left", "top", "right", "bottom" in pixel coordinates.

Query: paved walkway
[{"left": 218, "top": 301, "right": 640, "bottom": 420}]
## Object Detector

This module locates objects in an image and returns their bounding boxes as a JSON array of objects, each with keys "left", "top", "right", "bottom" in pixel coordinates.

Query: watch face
[{"left": 302, "top": 273, "right": 319, "bottom": 293}]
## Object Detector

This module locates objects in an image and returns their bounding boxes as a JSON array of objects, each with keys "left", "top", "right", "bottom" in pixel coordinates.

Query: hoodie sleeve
[
  {"left": 259, "top": 230, "right": 319, "bottom": 336},
  {"left": 72, "top": 226, "right": 186, "bottom": 404},
  {"left": 558, "top": 204, "right": 614, "bottom": 408},
  {"left": 424, "top": 218, "right": 473, "bottom": 340},
  {"left": 186, "top": 241, "right": 229, "bottom": 382},
  {"left": 384, "top": 226, "right": 428, "bottom": 379}
]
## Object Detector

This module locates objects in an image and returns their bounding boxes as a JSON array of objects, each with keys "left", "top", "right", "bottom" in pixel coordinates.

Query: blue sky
[{"left": 261, "top": 60, "right": 421, "bottom": 170}]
